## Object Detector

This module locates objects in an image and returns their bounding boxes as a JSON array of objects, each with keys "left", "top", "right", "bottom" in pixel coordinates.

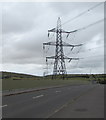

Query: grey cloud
[
  {"left": 2, "top": 34, "right": 45, "bottom": 64},
  {"left": 2, "top": 2, "right": 49, "bottom": 34},
  {"left": 2, "top": 2, "right": 104, "bottom": 75},
  {"left": 48, "top": 2, "right": 96, "bottom": 16}
]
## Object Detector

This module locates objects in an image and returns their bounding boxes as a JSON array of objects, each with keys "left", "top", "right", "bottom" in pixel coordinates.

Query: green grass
[
  {"left": 1, "top": 71, "right": 105, "bottom": 91},
  {"left": 2, "top": 77, "right": 90, "bottom": 91}
]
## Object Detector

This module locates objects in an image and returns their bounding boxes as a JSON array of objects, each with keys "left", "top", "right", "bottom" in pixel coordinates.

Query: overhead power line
[
  {"left": 62, "top": 2, "right": 104, "bottom": 26},
  {"left": 77, "top": 18, "right": 104, "bottom": 31},
  {"left": 66, "top": 45, "right": 104, "bottom": 58},
  {"left": 65, "top": 18, "right": 104, "bottom": 38},
  {"left": 43, "top": 2, "right": 104, "bottom": 76},
  {"left": 78, "top": 46, "right": 104, "bottom": 53},
  {"left": 68, "top": 54, "right": 104, "bottom": 69}
]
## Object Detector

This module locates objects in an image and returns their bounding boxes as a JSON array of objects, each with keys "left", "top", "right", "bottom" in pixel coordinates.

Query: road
[{"left": 2, "top": 84, "right": 104, "bottom": 118}]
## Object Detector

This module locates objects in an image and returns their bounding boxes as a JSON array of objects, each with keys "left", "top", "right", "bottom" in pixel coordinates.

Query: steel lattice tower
[
  {"left": 43, "top": 17, "right": 82, "bottom": 78},
  {"left": 53, "top": 17, "right": 66, "bottom": 75}
]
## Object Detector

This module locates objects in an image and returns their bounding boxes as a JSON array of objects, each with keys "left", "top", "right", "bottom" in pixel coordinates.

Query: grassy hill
[
  {"left": 1, "top": 71, "right": 105, "bottom": 91},
  {"left": 1, "top": 71, "right": 42, "bottom": 80}
]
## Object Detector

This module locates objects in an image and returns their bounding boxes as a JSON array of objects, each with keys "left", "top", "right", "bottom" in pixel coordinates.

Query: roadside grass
[
  {"left": 2, "top": 77, "right": 90, "bottom": 91},
  {"left": 2, "top": 71, "right": 105, "bottom": 91}
]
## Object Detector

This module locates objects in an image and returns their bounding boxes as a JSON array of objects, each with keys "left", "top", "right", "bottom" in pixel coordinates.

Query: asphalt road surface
[{"left": 2, "top": 84, "right": 104, "bottom": 118}]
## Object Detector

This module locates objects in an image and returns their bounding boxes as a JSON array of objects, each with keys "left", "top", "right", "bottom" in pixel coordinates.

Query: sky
[{"left": 0, "top": 2, "right": 104, "bottom": 76}]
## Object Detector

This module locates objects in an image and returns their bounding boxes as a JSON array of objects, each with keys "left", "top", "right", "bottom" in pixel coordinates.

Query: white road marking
[
  {"left": 33, "top": 95, "right": 44, "bottom": 99},
  {"left": 56, "top": 91, "right": 61, "bottom": 93},
  {"left": 0, "top": 105, "right": 7, "bottom": 108}
]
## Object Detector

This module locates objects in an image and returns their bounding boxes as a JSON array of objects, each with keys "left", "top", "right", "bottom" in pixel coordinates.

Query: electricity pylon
[{"left": 43, "top": 17, "right": 82, "bottom": 78}]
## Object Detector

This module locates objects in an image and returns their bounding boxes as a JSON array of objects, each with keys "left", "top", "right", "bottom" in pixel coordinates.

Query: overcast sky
[{"left": 1, "top": 2, "right": 104, "bottom": 76}]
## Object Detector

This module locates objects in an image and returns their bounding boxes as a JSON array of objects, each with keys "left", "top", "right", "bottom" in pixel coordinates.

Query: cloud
[
  {"left": 2, "top": 63, "right": 44, "bottom": 76},
  {"left": 1, "top": 2, "right": 104, "bottom": 75}
]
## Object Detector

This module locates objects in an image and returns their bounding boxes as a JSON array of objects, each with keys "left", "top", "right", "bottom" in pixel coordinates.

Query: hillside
[
  {"left": 1, "top": 71, "right": 42, "bottom": 80},
  {"left": 1, "top": 71, "right": 105, "bottom": 81},
  {"left": 1, "top": 71, "right": 105, "bottom": 91}
]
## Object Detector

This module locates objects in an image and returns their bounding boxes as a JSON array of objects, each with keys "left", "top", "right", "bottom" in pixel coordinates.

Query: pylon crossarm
[
  {"left": 62, "top": 41, "right": 83, "bottom": 47},
  {"left": 62, "top": 29, "right": 78, "bottom": 34},
  {"left": 74, "top": 44, "right": 83, "bottom": 47},
  {"left": 62, "top": 41, "right": 74, "bottom": 47},
  {"left": 43, "top": 42, "right": 83, "bottom": 47},
  {"left": 64, "top": 57, "right": 77, "bottom": 60},
  {"left": 71, "top": 58, "right": 80, "bottom": 60},
  {"left": 48, "top": 28, "right": 78, "bottom": 34},
  {"left": 48, "top": 28, "right": 56, "bottom": 32},
  {"left": 46, "top": 56, "right": 55, "bottom": 62},
  {"left": 43, "top": 42, "right": 56, "bottom": 46},
  {"left": 64, "top": 56, "right": 80, "bottom": 62}
]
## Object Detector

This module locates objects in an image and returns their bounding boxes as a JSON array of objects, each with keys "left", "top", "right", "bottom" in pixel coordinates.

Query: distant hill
[
  {"left": 1, "top": 71, "right": 105, "bottom": 91},
  {"left": 0, "top": 71, "right": 105, "bottom": 82},
  {"left": 1, "top": 71, "right": 42, "bottom": 80}
]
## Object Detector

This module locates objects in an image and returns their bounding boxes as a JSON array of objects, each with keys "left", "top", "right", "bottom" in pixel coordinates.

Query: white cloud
[{"left": 1, "top": 2, "right": 104, "bottom": 75}]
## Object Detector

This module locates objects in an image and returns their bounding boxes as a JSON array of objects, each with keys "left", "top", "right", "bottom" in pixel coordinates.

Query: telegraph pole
[{"left": 43, "top": 17, "right": 82, "bottom": 79}]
